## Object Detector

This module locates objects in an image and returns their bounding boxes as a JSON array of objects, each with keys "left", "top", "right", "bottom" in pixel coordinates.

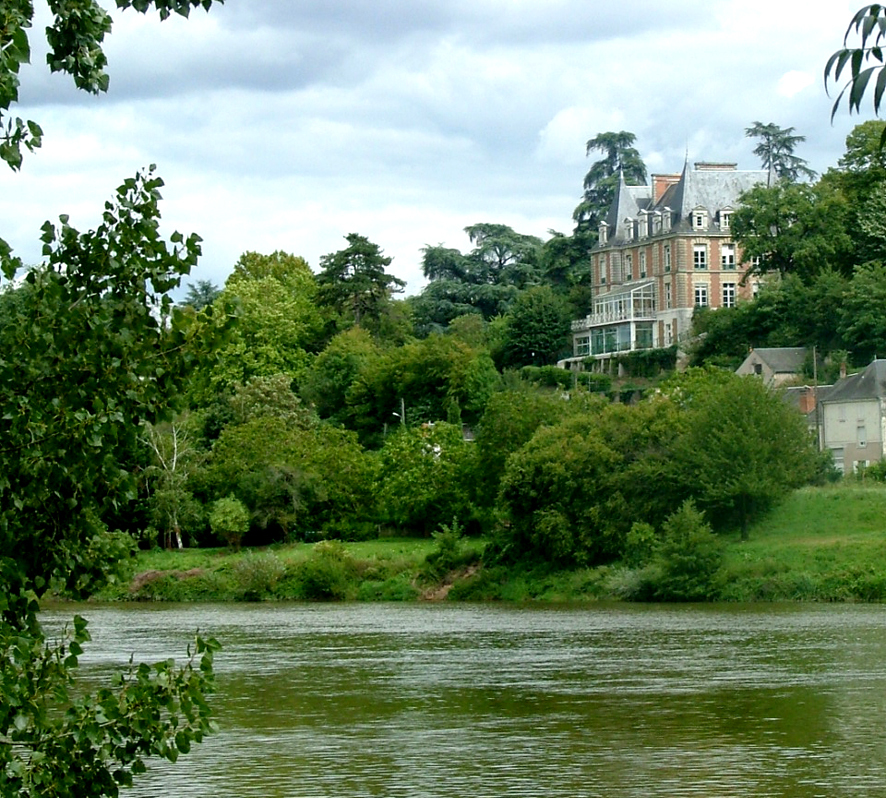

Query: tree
[
  {"left": 745, "top": 122, "right": 816, "bottom": 183},
  {"left": 498, "top": 285, "right": 572, "bottom": 368},
  {"left": 573, "top": 131, "right": 647, "bottom": 229},
  {"left": 667, "top": 371, "right": 820, "bottom": 539},
  {"left": 317, "top": 233, "right": 405, "bottom": 327},
  {"left": 0, "top": 171, "right": 220, "bottom": 795},
  {"left": 731, "top": 181, "right": 854, "bottom": 280},
  {"left": 209, "top": 495, "right": 249, "bottom": 549},
  {"left": 825, "top": 5, "right": 886, "bottom": 126},
  {"left": 838, "top": 260, "right": 886, "bottom": 362},
  {"left": 183, "top": 279, "right": 221, "bottom": 310}
]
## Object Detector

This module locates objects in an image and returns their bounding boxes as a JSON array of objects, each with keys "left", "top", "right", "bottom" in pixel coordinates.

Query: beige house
[
  {"left": 819, "top": 360, "right": 886, "bottom": 474},
  {"left": 562, "top": 160, "right": 768, "bottom": 371},
  {"left": 736, "top": 347, "right": 808, "bottom": 387}
]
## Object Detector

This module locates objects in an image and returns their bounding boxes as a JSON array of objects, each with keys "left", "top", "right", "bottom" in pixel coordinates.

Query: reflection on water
[{"left": 40, "top": 603, "right": 886, "bottom": 797}]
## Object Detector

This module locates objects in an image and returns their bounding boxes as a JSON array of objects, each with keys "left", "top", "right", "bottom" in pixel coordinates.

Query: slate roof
[
  {"left": 749, "top": 347, "right": 808, "bottom": 374},
  {"left": 601, "top": 160, "right": 767, "bottom": 244},
  {"left": 821, "top": 359, "right": 886, "bottom": 404}
]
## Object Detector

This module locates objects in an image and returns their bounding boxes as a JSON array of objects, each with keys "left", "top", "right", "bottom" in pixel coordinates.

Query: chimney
[
  {"left": 799, "top": 387, "right": 816, "bottom": 415},
  {"left": 840, "top": 361, "right": 847, "bottom": 379},
  {"left": 651, "top": 173, "right": 681, "bottom": 202}
]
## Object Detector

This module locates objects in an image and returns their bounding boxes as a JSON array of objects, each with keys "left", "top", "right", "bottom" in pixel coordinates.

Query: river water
[{"left": 39, "top": 602, "right": 886, "bottom": 797}]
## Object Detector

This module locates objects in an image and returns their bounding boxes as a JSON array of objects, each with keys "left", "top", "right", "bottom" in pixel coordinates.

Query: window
[
  {"left": 752, "top": 281, "right": 761, "bottom": 298},
  {"left": 639, "top": 251, "right": 647, "bottom": 278},
  {"left": 721, "top": 243, "right": 736, "bottom": 268},
  {"left": 599, "top": 222, "right": 609, "bottom": 245},
  {"left": 831, "top": 447, "right": 845, "bottom": 472},
  {"left": 722, "top": 282, "right": 736, "bottom": 308},
  {"left": 665, "top": 281, "right": 672, "bottom": 309},
  {"left": 693, "top": 244, "right": 707, "bottom": 270},
  {"left": 664, "top": 244, "right": 671, "bottom": 272},
  {"left": 575, "top": 336, "right": 590, "bottom": 357},
  {"left": 625, "top": 253, "right": 633, "bottom": 279},
  {"left": 753, "top": 363, "right": 763, "bottom": 375},
  {"left": 858, "top": 425, "right": 867, "bottom": 448},
  {"left": 693, "top": 209, "right": 707, "bottom": 230},
  {"left": 720, "top": 211, "right": 731, "bottom": 230},
  {"left": 694, "top": 283, "right": 709, "bottom": 307}
]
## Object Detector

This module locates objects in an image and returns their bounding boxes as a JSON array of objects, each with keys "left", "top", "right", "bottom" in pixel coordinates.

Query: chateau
[{"left": 563, "top": 160, "right": 768, "bottom": 369}]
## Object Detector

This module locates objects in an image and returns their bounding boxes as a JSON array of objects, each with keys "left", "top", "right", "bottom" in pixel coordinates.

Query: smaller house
[
  {"left": 736, "top": 347, "right": 808, "bottom": 388},
  {"left": 819, "top": 359, "right": 886, "bottom": 475}
]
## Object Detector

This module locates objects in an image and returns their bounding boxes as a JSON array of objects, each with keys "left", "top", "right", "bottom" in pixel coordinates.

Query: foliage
[
  {"left": 519, "top": 365, "right": 573, "bottom": 389},
  {"left": 227, "top": 250, "right": 313, "bottom": 290},
  {"left": 497, "top": 285, "right": 572, "bottom": 368},
  {"left": 615, "top": 346, "right": 678, "bottom": 378},
  {"left": 231, "top": 551, "right": 285, "bottom": 600},
  {"left": 295, "top": 540, "right": 357, "bottom": 600},
  {"left": 838, "top": 260, "right": 886, "bottom": 361},
  {"left": 209, "top": 495, "right": 249, "bottom": 549},
  {"left": 731, "top": 181, "right": 854, "bottom": 280},
  {"left": 647, "top": 501, "right": 724, "bottom": 602},
  {"left": 667, "top": 371, "right": 820, "bottom": 537},
  {"left": 496, "top": 399, "right": 683, "bottom": 567},
  {"left": 419, "top": 519, "right": 480, "bottom": 584},
  {"left": 745, "top": 121, "right": 816, "bottom": 183},
  {"left": 574, "top": 131, "right": 647, "bottom": 229},
  {"left": 183, "top": 279, "right": 221, "bottom": 310},
  {"left": 826, "top": 5, "right": 886, "bottom": 126},
  {"left": 229, "top": 373, "right": 317, "bottom": 429},
  {"left": 376, "top": 423, "right": 477, "bottom": 535},
  {"left": 207, "top": 418, "right": 376, "bottom": 542},
  {"left": 317, "top": 233, "right": 405, "bottom": 327}
]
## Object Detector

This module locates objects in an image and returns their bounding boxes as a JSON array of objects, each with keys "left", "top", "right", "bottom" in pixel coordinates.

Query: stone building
[{"left": 564, "top": 160, "right": 768, "bottom": 370}]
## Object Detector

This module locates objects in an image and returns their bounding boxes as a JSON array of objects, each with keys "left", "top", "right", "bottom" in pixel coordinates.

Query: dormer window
[
  {"left": 661, "top": 208, "right": 672, "bottom": 232},
  {"left": 599, "top": 221, "right": 609, "bottom": 245},
  {"left": 693, "top": 207, "right": 708, "bottom": 230},
  {"left": 623, "top": 218, "right": 634, "bottom": 240},
  {"left": 652, "top": 211, "right": 662, "bottom": 234},
  {"left": 638, "top": 212, "right": 648, "bottom": 239},
  {"left": 720, "top": 210, "right": 732, "bottom": 230}
]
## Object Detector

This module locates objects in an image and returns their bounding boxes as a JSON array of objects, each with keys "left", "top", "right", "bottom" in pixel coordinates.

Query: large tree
[
  {"left": 317, "top": 233, "right": 405, "bottom": 327},
  {"left": 745, "top": 122, "right": 816, "bottom": 184},
  {"left": 573, "top": 131, "right": 647, "bottom": 230},
  {"left": 0, "top": 171, "right": 219, "bottom": 795}
]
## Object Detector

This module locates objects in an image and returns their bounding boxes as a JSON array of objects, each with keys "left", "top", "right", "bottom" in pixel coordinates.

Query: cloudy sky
[{"left": 0, "top": 0, "right": 873, "bottom": 296}]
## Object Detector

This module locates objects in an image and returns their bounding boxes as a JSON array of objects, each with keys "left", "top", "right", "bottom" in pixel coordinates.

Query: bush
[
  {"left": 232, "top": 551, "right": 285, "bottom": 600},
  {"left": 295, "top": 540, "right": 357, "bottom": 600},
  {"left": 647, "top": 500, "right": 724, "bottom": 602},
  {"left": 519, "top": 365, "right": 573, "bottom": 389},
  {"left": 419, "top": 519, "right": 480, "bottom": 584},
  {"left": 209, "top": 495, "right": 250, "bottom": 549}
]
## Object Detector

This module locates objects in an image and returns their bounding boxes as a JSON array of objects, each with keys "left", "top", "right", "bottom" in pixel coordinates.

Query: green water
[{"left": 41, "top": 602, "right": 886, "bottom": 797}]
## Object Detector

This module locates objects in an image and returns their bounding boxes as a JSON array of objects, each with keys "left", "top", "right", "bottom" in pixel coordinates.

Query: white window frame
[
  {"left": 721, "top": 243, "right": 736, "bottom": 268},
  {"left": 694, "top": 283, "right": 709, "bottom": 308},
  {"left": 722, "top": 282, "right": 736, "bottom": 308},
  {"left": 693, "top": 244, "right": 707, "bottom": 270}
]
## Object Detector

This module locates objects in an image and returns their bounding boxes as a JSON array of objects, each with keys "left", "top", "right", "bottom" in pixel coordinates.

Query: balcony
[{"left": 572, "top": 281, "right": 656, "bottom": 332}]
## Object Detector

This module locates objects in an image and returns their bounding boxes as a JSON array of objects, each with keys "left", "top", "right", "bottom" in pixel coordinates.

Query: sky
[{"left": 0, "top": 0, "right": 874, "bottom": 298}]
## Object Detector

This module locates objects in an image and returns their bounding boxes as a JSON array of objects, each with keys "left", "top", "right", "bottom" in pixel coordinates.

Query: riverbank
[{"left": 94, "top": 483, "right": 886, "bottom": 603}]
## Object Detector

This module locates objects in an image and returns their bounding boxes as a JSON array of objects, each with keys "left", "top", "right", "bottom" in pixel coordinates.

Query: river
[{"left": 40, "top": 602, "right": 886, "bottom": 797}]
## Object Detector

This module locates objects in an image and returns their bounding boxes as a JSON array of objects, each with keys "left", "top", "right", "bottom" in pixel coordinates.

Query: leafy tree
[
  {"left": 0, "top": 171, "right": 220, "bottom": 795},
  {"left": 667, "top": 371, "right": 820, "bottom": 538},
  {"left": 143, "top": 414, "right": 205, "bottom": 549},
  {"left": 731, "top": 181, "right": 854, "bottom": 279},
  {"left": 573, "top": 131, "right": 647, "bottom": 229},
  {"left": 228, "top": 250, "right": 312, "bottom": 289},
  {"left": 838, "top": 260, "right": 886, "bottom": 362},
  {"left": 495, "top": 399, "right": 683, "bottom": 567},
  {"left": 209, "top": 495, "right": 249, "bottom": 549},
  {"left": 183, "top": 279, "right": 221, "bottom": 310},
  {"left": 376, "top": 423, "right": 477, "bottom": 535},
  {"left": 203, "top": 272, "right": 323, "bottom": 397},
  {"left": 317, "top": 233, "right": 405, "bottom": 327},
  {"left": 497, "top": 285, "right": 572, "bottom": 368},
  {"left": 825, "top": 5, "right": 886, "bottom": 126},
  {"left": 745, "top": 121, "right": 816, "bottom": 183}
]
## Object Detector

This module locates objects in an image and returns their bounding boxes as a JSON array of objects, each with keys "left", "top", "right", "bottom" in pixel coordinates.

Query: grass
[{"left": 92, "top": 483, "right": 886, "bottom": 603}]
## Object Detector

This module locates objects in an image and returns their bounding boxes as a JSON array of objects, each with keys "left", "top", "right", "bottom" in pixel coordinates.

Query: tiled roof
[{"left": 821, "top": 359, "right": 886, "bottom": 403}]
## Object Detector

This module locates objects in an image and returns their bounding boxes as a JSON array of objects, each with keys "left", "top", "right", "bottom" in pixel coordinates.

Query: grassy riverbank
[{"left": 94, "top": 483, "right": 886, "bottom": 603}]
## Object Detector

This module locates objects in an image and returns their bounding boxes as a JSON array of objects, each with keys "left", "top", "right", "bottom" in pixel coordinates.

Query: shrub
[
  {"left": 519, "top": 365, "right": 573, "bottom": 389},
  {"left": 232, "top": 551, "right": 285, "bottom": 600},
  {"left": 647, "top": 500, "right": 724, "bottom": 602},
  {"left": 419, "top": 519, "right": 480, "bottom": 584},
  {"left": 296, "top": 540, "right": 357, "bottom": 600}
]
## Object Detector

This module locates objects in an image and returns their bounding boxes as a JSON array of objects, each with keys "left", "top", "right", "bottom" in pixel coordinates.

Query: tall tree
[
  {"left": 573, "top": 131, "right": 647, "bottom": 229},
  {"left": 745, "top": 122, "right": 816, "bottom": 183},
  {"left": 184, "top": 279, "right": 221, "bottom": 310},
  {"left": 0, "top": 171, "right": 219, "bottom": 795},
  {"left": 317, "top": 233, "right": 405, "bottom": 327},
  {"left": 498, "top": 286, "right": 572, "bottom": 368}
]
